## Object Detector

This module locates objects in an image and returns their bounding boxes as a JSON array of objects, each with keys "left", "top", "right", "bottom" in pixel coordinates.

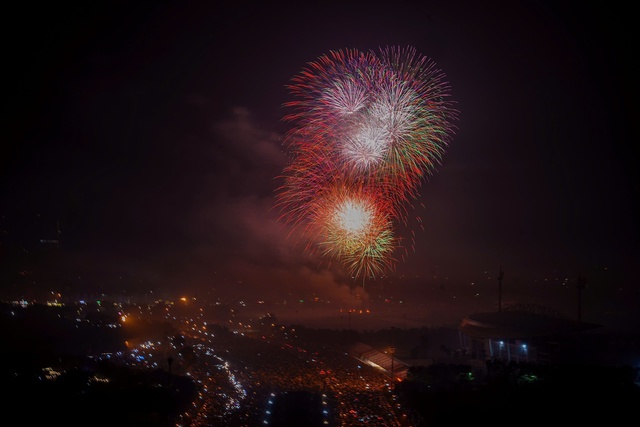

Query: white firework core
[
  {"left": 323, "top": 79, "right": 368, "bottom": 117},
  {"left": 335, "top": 199, "right": 372, "bottom": 236},
  {"left": 342, "top": 121, "right": 389, "bottom": 170}
]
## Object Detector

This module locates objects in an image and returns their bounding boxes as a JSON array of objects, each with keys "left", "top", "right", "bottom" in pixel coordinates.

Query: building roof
[
  {"left": 347, "top": 342, "right": 409, "bottom": 379},
  {"left": 460, "top": 305, "right": 601, "bottom": 340}
]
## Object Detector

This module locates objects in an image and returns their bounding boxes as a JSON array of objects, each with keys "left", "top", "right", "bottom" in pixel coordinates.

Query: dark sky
[{"left": 2, "top": 1, "right": 638, "bottom": 327}]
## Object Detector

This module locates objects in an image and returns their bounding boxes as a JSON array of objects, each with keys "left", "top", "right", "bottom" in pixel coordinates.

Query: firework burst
[
  {"left": 276, "top": 46, "right": 457, "bottom": 282},
  {"left": 311, "top": 184, "right": 398, "bottom": 279}
]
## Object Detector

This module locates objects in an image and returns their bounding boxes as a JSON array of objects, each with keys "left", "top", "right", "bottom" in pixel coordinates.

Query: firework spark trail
[{"left": 276, "top": 45, "right": 457, "bottom": 282}]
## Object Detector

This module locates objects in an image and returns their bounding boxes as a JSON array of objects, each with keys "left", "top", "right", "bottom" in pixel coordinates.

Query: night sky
[{"left": 2, "top": 1, "right": 638, "bottom": 328}]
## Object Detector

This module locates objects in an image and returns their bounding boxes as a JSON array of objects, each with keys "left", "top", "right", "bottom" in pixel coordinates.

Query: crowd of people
[{"left": 165, "top": 326, "right": 416, "bottom": 426}]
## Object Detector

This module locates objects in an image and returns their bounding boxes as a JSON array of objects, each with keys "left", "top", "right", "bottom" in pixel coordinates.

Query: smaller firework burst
[{"left": 312, "top": 185, "right": 398, "bottom": 280}]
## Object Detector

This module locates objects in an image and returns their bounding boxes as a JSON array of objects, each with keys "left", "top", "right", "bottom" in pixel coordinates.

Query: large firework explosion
[{"left": 276, "top": 46, "right": 457, "bottom": 282}]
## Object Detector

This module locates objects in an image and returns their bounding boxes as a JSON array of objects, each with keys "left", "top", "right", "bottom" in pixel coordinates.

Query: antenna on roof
[{"left": 497, "top": 266, "right": 504, "bottom": 312}]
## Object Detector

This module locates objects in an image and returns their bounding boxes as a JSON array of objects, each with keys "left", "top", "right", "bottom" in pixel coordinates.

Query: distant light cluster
[{"left": 276, "top": 46, "right": 457, "bottom": 281}]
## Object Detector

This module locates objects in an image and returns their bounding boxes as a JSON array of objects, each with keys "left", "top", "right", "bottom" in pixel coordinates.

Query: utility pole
[
  {"left": 390, "top": 346, "right": 395, "bottom": 379},
  {"left": 577, "top": 274, "right": 587, "bottom": 326},
  {"left": 56, "top": 220, "right": 61, "bottom": 249},
  {"left": 576, "top": 274, "right": 587, "bottom": 359},
  {"left": 497, "top": 267, "right": 504, "bottom": 312},
  {"left": 167, "top": 356, "right": 173, "bottom": 388}
]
